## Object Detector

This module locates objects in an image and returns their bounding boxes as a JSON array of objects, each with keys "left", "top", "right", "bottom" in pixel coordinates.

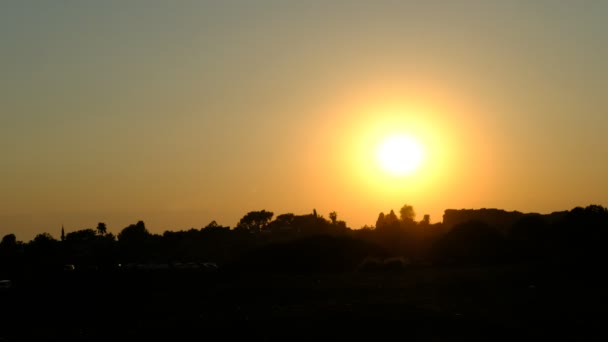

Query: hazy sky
[{"left": 2, "top": 1, "right": 607, "bottom": 240}]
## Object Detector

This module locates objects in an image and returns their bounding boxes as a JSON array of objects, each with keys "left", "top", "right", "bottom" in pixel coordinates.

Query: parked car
[
  {"left": 0, "top": 280, "right": 13, "bottom": 290},
  {"left": 202, "top": 262, "right": 219, "bottom": 272}
]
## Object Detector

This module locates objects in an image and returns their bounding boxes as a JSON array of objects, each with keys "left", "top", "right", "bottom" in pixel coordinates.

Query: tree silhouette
[
  {"left": 118, "top": 221, "right": 150, "bottom": 243},
  {"left": 1, "top": 233, "right": 17, "bottom": 248},
  {"left": 433, "top": 220, "right": 508, "bottom": 265},
  {"left": 28, "top": 233, "right": 60, "bottom": 268},
  {"left": 375, "top": 212, "right": 385, "bottom": 229},
  {"left": 554, "top": 204, "right": 608, "bottom": 264},
  {"left": 0, "top": 233, "right": 23, "bottom": 276},
  {"left": 204, "top": 221, "right": 221, "bottom": 229},
  {"left": 117, "top": 221, "right": 152, "bottom": 263},
  {"left": 375, "top": 210, "right": 400, "bottom": 230},
  {"left": 421, "top": 214, "right": 431, "bottom": 226},
  {"left": 236, "top": 210, "right": 274, "bottom": 233},
  {"left": 33, "top": 232, "right": 56, "bottom": 244},
  {"left": 268, "top": 213, "right": 296, "bottom": 234},
  {"left": 274, "top": 213, "right": 296, "bottom": 227},
  {"left": 66, "top": 229, "right": 98, "bottom": 242},
  {"left": 509, "top": 214, "right": 549, "bottom": 260},
  {"left": 399, "top": 204, "right": 416, "bottom": 223},
  {"left": 385, "top": 210, "right": 399, "bottom": 228},
  {"left": 97, "top": 222, "right": 107, "bottom": 236},
  {"left": 329, "top": 211, "right": 338, "bottom": 224}
]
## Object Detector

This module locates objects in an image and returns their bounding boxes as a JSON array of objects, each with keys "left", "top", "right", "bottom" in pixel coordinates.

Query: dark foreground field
[{"left": 1, "top": 264, "right": 606, "bottom": 341}]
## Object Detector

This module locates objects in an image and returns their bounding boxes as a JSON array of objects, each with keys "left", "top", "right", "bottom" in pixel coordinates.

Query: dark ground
[{"left": 1, "top": 264, "right": 606, "bottom": 341}]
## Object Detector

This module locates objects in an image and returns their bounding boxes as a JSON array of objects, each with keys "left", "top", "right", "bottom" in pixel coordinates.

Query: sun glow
[
  {"left": 327, "top": 100, "right": 456, "bottom": 199},
  {"left": 309, "top": 83, "right": 479, "bottom": 226},
  {"left": 301, "top": 81, "right": 486, "bottom": 228},
  {"left": 377, "top": 134, "right": 424, "bottom": 177}
]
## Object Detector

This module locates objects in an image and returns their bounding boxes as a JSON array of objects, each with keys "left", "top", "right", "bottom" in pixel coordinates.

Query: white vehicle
[
  {"left": 202, "top": 262, "right": 219, "bottom": 271},
  {"left": 0, "top": 280, "right": 12, "bottom": 290}
]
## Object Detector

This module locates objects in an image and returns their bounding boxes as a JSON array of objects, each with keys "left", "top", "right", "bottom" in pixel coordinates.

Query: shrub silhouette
[
  {"left": 509, "top": 214, "right": 549, "bottom": 260},
  {"left": 358, "top": 256, "right": 410, "bottom": 272},
  {"left": 227, "top": 235, "right": 388, "bottom": 273},
  {"left": 432, "top": 220, "right": 510, "bottom": 266}
]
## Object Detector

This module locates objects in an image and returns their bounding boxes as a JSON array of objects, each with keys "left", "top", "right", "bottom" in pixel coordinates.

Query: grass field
[{"left": 1, "top": 264, "right": 605, "bottom": 341}]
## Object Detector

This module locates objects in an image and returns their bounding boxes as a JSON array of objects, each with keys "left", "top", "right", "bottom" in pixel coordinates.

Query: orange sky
[{"left": 1, "top": 1, "right": 607, "bottom": 240}]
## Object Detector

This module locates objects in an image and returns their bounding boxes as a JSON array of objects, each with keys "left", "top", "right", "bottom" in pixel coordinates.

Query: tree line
[{"left": 1, "top": 204, "right": 607, "bottom": 276}]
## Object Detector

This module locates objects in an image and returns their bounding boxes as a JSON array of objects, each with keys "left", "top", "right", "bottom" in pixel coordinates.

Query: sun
[{"left": 376, "top": 134, "right": 424, "bottom": 177}]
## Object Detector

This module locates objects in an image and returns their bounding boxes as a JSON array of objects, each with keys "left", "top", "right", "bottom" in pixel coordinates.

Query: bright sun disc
[{"left": 377, "top": 134, "right": 424, "bottom": 176}]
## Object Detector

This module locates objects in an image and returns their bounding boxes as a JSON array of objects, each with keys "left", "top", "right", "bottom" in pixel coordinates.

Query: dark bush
[
  {"left": 227, "top": 235, "right": 388, "bottom": 273},
  {"left": 432, "top": 221, "right": 510, "bottom": 266}
]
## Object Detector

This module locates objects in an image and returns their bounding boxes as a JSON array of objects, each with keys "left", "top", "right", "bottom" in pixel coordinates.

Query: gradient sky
[{"left": 1, "top": 1, "right": 607, "bottom": 240}]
